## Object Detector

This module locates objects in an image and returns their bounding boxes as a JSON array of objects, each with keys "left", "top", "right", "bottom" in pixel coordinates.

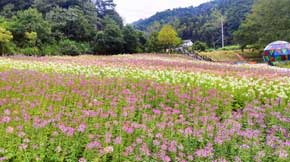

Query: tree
[
  {"left": 192, "top": 41, "right": 208, "bottom": 52},
  {"left": 136, "top": 31, "right": 147, "bottom": 53},
  {"left": 46, "top": 7, "right": 96, "bottom": 41},
  {"left": 25, "top": 31, "right": 37, "bottom": 46},
  {"left": 95, "top": 0, "right": 116, "bottom": 17},
  {"left": 94, "top": 18, "right": 124, "bottom": 54},
  {"left": 0, "top": 0, "right": 150, "bottom": 56},
  {"left": 234, "top": 0, "right": 290, "bottom": 48},
  {"left": 157, "top": 25, "right": 181, "bottom": 52},
  {"left": 0, "top": 0, "right": 33, "bottom": 13},
  {"left": 95, "top": 0, "right": 123, "bottom": 27},
  {"left": 122, "top": 25, "right": 139, "bottom": 53},
  {"left": 11, "top": 8, "right": 51, "bottom": 46},
  {"left": 134, "top": 0, "right": 254, "bottom": 48},
  {"left": 146, "top": 31, "right": 159, "bottom": 52},
  {"left": 0, "top": 27, "right": 13, "bottom": 55}
]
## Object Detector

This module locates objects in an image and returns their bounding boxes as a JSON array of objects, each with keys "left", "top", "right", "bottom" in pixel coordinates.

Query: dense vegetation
[
  {"left": 0, "top": 0, "right": 146, "bottom": 55},
  {"left": 0, "top": 0, "right": 289, "bottom": 55},
  {"left": 0, "top": 55, "right": 289, "bottom": 161},
  {"left": 133, "top": 0, "right": 255, "bottom": 48},
  {"left": 234, "top": 0, "right": 290, "bottom": 49}
]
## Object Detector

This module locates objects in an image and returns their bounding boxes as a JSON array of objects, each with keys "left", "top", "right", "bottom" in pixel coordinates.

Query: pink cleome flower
[
  {"left": 195, "top": 143, "right": 214, "bottom": 158},
  {"left": 77, "top": 123, "right": 87, "bottom": 133}
]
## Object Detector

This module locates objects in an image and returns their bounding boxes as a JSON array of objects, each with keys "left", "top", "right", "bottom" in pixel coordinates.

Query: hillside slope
[{"left": 133, "top": 0, "right": 254, "bottom": 48}]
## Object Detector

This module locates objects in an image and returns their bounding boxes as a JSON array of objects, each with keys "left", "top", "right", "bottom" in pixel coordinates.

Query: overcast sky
[{"left": 115, "top": 0, "right": 209, "bottom": 24}]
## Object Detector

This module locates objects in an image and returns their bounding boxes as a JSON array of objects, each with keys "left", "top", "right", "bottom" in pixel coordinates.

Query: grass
[
  {"left": 275, "top": 61, "right": 290, "bottom": 68},
  {"left": 199, "top": 49, "right": 263, "bottom": 63}
]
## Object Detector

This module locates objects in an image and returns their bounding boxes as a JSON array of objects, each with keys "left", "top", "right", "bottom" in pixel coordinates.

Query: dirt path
[{"left": 235, "top": 53, "right": 246, "bottom": 62}]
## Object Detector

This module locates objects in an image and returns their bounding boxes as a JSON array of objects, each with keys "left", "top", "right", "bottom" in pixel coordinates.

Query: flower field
[{"left": 0, "top": 55, "right": 289, "bottom": 162}]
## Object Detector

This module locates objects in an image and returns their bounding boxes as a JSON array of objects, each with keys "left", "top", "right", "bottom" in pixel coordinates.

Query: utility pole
[{"left": 221, "top": 16, "right": 224, "bottom": 48}]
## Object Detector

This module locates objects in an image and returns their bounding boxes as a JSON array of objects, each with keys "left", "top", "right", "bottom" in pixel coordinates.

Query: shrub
[
  {"left": 41, "top": 44, "right": 61, "bottom": 56},
  {"left": 192, "top": 41, "right": 208, "bottom": 52},
  {"left": 0, "top": 42, "right": 17, "bottom": 55},
  {"left": 79, "top": 42, "right": 93, "bottom": 54},
  {"left": 20, "top": 47, "right": 40, "bottom": 56},
  {"left": 59, "top": 39, "right": 81, "bottom": 56},
  {"left": 218, "top": 45, "right": 241, "bottom": 51}
]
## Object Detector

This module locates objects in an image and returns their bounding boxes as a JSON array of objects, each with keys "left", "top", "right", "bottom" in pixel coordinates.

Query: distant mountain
[{"left": 133, "top": 0, "right": 255, "bottom": 48}]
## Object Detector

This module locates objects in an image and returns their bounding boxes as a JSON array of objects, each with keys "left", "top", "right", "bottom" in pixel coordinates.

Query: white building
[{"left": 182, "top": 40, "right": 193, "bottom": 48}]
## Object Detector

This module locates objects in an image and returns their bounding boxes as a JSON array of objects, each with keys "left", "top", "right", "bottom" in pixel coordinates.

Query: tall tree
[
  {"left": 234, "top": 0, "right": 290, "bottom": 48},
  {"left": 95, "top": 0, "right": 116, "bottom": 17},
  {"left": 157, "top": 25, "right": 181, "bottom": 51},
  {"left": 94, "top": 17, "right": 124, "bottom": 54},
  {"left": 46, "top": 7, "right": 95, "bottom": 41},
  {"left": 146, "top": 31, "right": 159, "bottom": 52},
  {"left": 11, "top": 8, "right": 51, "bottom": 46},
  {"left": 0, "top": 26, "right": 13, "bottom": 55},
  {"left": 122, "top": 25, "right": 139, "bottom": 54},
  {"left": 94, "top": 0, "right": 123, "bottom": 27},
  {"left": 133, "top": 0, "right": 254, "bottom": 48}
]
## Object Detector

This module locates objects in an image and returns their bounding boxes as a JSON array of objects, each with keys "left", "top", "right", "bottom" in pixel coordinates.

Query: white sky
[{"left": 115, "top": 0, "right": 209, "bottom": 24}]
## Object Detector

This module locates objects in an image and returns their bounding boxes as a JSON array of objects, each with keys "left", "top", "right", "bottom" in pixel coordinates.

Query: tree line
[
  {"left": 134, "top": 0, "right": 255, "bottom": 49},
  {"left": 0, "top": 0, "right": 146, "bottom": 55},
  {"left": 234, "top": 0, "right": 290, "bottom": 49},
  {"left": 0, "top": 0, "right": 289, "bottom": 56},
  {"left": 135, "top": 0, "right": 290, "bottom": 51}
]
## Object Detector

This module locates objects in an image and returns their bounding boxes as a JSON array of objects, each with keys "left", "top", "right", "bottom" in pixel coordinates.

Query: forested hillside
[
  {"left": 0, "top": 0, "right": 146, "bottom": 55},
  {"left": 133, "top": 0, "right": 254, "bottom": 48}
]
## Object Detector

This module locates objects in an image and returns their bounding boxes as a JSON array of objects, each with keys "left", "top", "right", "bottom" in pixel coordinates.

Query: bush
[
  {"left": 20, "top": 47, "right": 40, "bottom": 56},
  {"left": 192, "top": 41, "right": 208, "bottom": 52},
  {"left": 218, "top": 45, "right": 241, "bottom": 51},
  {"left": 78, "top": 42, "right": 93, "bottom": 54},
  {"left": 0, "top": 42, "right": 18, "bottom": 55},
  {"left": 59, "top": 39, "right": 81, "bottom": 56},
  {"left": 41, "top": 44, "right": 61, "bottom": 56}
]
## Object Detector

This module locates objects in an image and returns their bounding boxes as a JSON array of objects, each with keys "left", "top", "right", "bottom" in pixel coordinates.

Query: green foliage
[
  {"left": 41, "top": 42, "right": 92, "bottom": 56},
  {"left": 25, "top": 31, "right": 37, "bottom": 46},
  {"left": 122, "top": 25, "right": 139, "bottom": 54},
  {"left": 0, "top": 27, "right": 12, "bottom": 43},
  {"left": 192, "top": 41, "right": 208, "bottom": 52},
  {"left": 11, "top": 8, "right": 51, "bottom": 46},
  {"left": 20, "top": 47, "right": 40, "bottom": 56},
  {"left": 46, "top": 7, "right": 96, "bottom": 41},
  {"left": 41, "top": 44, "right": 61, "bottom": 56},
  {"left": 94, "top": 18, "right": 124, "bottom": 54},
  {"left": 0, "top": 0, "right": 130, "bottom": 55},
  {"left": 157, "top": 25, "right": 181, "bottom": 50},
  {"left": 234, "top": 0, "right": 290, "bottom": 48},
  {"left": 0, "top": 26, "right": 13, "bottom": 55},
  {"left": 218, "top": 45, "right": 241, "bottom": 51},
  {"left": 146, "top": 32, "right": 160, "bottom": 52},
  {"left": 59, "top": 39, "right": 82, "bottom": 56},
  {"left": 134, "top": 0, "right": 254, "bottom": 48}
]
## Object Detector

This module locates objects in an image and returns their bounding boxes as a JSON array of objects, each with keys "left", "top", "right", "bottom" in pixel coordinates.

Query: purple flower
[
  {"left": 195, "top": 143, "right": 214, "bottom": 158},
  {"left": 114, "top": 136, "right": 122, "bottom": 145},
  {"left": 153, "top": 109, "right": 161, "bottom": 115},
  {"left": 184, "top": 127, "right": 193, "bottom": 136},
  {"left": 86, "top": 141, "right": 101, "bottom": 150},
  {"left": 161, "top": 155, "right": 171, "bottom": 162},
  {"left": 6, "top": 126, "right": 14, "bottom": 134},
  {"left": 18, "top": 144, "right": 28, "bottom": 150},
  {"left": 78, "top": 158, "right": 87, "bottom": 162},
  {"left": 77, "top": 123, "right": 87, "bottom": 133},
  {"left": 278, "top": 149, "right": 288, "bottom": 159},
  {"left": 1, "top": 116, "right": 11, "bottom": 123}
]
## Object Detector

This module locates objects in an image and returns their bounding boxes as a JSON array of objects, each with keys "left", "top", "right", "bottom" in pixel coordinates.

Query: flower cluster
[{"left": 0, "top": 55, "right": 289, "bottom": 161}]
